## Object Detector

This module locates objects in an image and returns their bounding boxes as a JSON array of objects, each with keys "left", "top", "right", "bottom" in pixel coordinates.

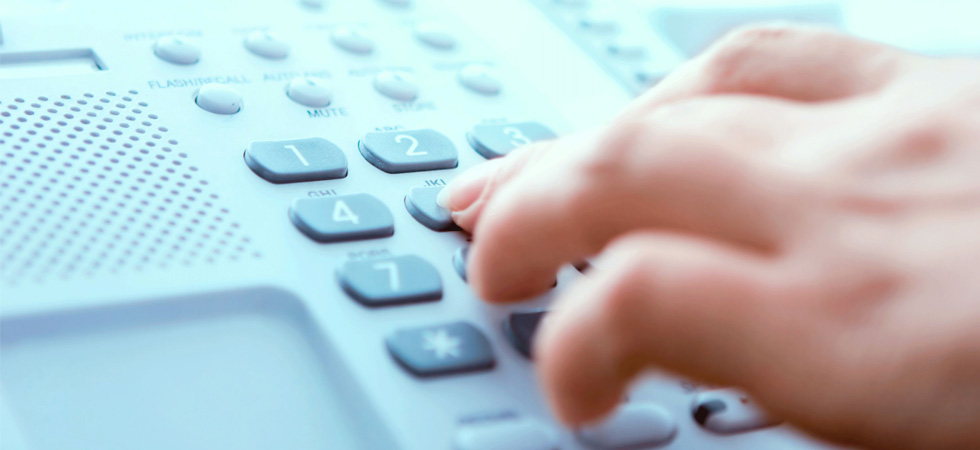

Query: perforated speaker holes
[{"left": 0, "top": 91, "right": 259, "bottom": 286}]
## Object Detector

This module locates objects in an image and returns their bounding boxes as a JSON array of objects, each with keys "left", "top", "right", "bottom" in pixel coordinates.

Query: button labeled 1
[
  {"left": 245, "top": 137, "right": 347, "bottom": 183},
  {"left": 339, "top": 255, "right": 442, "bottom": 307},
  {"left": 359, "top": 129, "right": 457, "bottom": 173},
  {"left": 290, "top": 194, "right": 394, "bottom": 243},
  {"left": 467, "top": 122, "right": 556, "bottom": 159}
]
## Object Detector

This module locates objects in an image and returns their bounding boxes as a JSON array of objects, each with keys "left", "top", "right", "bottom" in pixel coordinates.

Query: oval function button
[
  {"left": 153, "top": 36, "right": 201, "bottom": 65},
  {"left": 373, "top": 70, "right": 419, "bottom": 101},
  {"left": 693, "top": 389, "right": 779, "bottom": 434},
  {"left": 458, "top": 64, "right": 501, "bottom": 96},
  {"left": 455, "top": 418, "right": 558, "bottom": 450},
  {"left": 195, "top": 84, "right": 243, "bottom": 115},
  {"left": 286, "top": 76, "right": 333, "bottom": 107},
  {"left": 244, "top": 31, "right": 290, "bottom": 59},
  {"left": 414, "top": 22, "right": 457, "bottom": 50},
  {"left": 576, "top": 403, "right": 678, "bottom": 449},
  {"left": 331, "top": 27, "right": 374, "bottom": 54}
]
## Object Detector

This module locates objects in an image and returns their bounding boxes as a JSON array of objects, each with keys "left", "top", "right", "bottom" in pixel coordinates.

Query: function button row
[
  {"left": 339, "top": 255, "right": 442, "bottom": 307},
  {"left": 245, "top": 137, "right": 347, "bottom": 183},
  {"left": 153, "top": 20, "right": 456, "bottom": 66},
  {"left": 359, "top": 129, "right": 458, "bottom": 173},
  {"left": 193, "top": 65, "right": 506, "bottom": 114},
  {"left": 290, "top": 193, "right": 394, "bottom": 243},
  {"left": 386, "top": 321, "right": 495, "bottom": 377}
]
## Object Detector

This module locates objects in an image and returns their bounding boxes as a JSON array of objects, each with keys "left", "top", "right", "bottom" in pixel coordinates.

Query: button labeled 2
[
  {"left": 290, "top": 194, "right": 394, "bottom": 243},
  {"left": 359, "top": 129, "right": 458, "bottom": 173},
  {"left": 467, "top": 122, "right": 556, "bottom": 159}
]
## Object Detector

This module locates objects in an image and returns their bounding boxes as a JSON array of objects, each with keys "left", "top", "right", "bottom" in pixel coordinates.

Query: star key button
[{"left": 386, "top": 321, "right": 495, "bottom": 377}]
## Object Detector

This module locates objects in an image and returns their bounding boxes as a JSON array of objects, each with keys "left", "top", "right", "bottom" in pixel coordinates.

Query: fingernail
[{"left": 438, "top": 160, "right": 502, "bottom": 211}]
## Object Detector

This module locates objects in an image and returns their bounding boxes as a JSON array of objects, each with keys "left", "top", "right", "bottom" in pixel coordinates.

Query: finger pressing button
[{"left": 405, "top": 186, "right": 458, "bottom": 231}]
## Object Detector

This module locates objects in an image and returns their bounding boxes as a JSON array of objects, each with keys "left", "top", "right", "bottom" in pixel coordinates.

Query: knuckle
[{"left": 702, "top": 24, "right": 799, "bottom": 82}]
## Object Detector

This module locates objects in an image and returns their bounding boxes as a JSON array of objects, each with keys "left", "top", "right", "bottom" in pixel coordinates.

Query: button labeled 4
[{"left": 290, "top": 194, "right": 394, "bottom": 243}]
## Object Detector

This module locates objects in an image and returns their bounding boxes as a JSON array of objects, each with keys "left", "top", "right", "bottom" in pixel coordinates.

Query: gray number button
[
  {"left": 339, "top": 255, "right": 442, "bottom": 307},
  {"left": 404, "top": 186, "right": 458, "bottom": 231},
  {"left": 246, "top": 137, "right": 347, "bottom": 183},
  {"left": 467, "top": 122, "right": 556, "bottom": 159},
  {"left": 289, "top": 194, "right": 394, "bottom": 243},
  {"left": 359, "top": 129, "right": 458, "bottom": 173}
]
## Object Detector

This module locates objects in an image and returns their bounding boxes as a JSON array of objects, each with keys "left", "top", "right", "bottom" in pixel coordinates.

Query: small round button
[
  {"left": 195, "top": 84, "right": 243, "bottom": 115},
  {"left": 331, "top": 27, "right": 374, "bottom": 54},
  {"left": 414, "top": 22, "right": 456, "bottom": 50},
  {"left": 457, "top": 64, "right": 501, "bottom": 95},
  {"left": 373, "top": 71, "right": 418, "bottom": 101},
  {"left": 287, "top": 77, "right": 332, "bottom": 107},
  {"left": 244, "top": 31, "right": 290, "bottom": 59},
  {"left": 153, "top": 36, "right": 201, "bottom": 65}
]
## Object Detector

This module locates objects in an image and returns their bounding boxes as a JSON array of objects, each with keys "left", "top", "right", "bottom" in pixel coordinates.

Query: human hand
[{"left": 440, "top": 25, "right": 980, "bottom": 450}]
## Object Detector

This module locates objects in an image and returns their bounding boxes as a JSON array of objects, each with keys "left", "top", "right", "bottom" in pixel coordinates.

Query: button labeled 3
[
  {"left": 360, "top": 129, "right": 457, "bottom": 173},
  {"left": 245, "top": 137, "right": 347, "bottom": 183},
  {"left": 290, "top": 194, "right": 394, "bottom": 243},
  {"left": 339, "top": 255, "right": 442, "bottom": 307},
  {"left": 468, "top": 122, "right": 556, "bottom": 159}
]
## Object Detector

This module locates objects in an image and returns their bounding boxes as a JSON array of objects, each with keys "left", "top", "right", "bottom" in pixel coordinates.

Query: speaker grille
[{"left": 0, "top": 91, "right": 258, "bottom": 286}]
